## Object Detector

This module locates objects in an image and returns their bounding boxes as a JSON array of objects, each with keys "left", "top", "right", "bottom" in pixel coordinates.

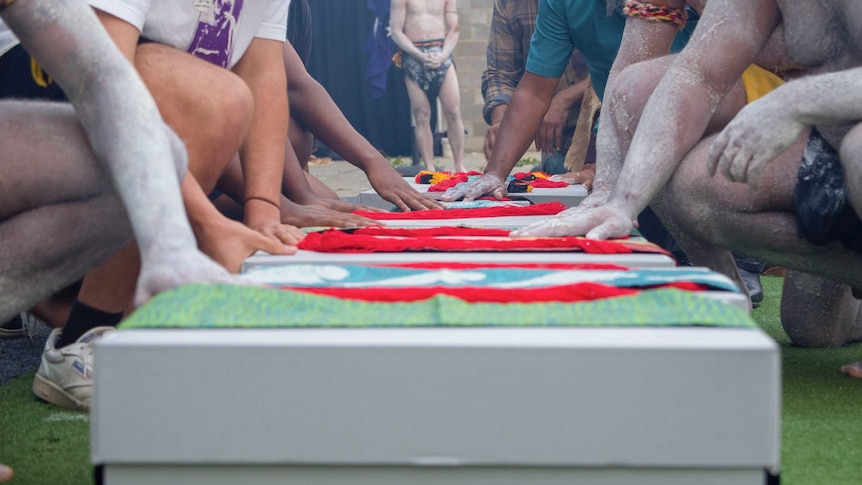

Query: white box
[{"left": 93, "top": 326, "right": 779, "bottom": 484}]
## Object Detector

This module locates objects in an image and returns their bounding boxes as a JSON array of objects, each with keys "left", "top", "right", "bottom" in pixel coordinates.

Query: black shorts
[
  {"left": 0, "top": 44, "right": 67, "bottom": 101},
  {"left": 792, "top": 128, "right": 862, "bottom": 253}
]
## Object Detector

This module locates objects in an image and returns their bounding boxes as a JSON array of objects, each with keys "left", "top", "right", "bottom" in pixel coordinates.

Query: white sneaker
[{"left": 32, "top": 326, "right": 114, "bottom": 411}]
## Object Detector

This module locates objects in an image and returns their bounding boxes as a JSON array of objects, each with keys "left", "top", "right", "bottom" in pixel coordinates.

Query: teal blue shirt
[{"left": 526, "top": 0, "right": 696, "bottom": 100}]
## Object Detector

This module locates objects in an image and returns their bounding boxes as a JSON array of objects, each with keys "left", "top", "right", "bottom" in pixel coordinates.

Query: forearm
[
  {"left": 390, "top": 29, "right": 424, "bottom": 59},
  {"left": 784, "top": 68, "right": 862, "bottom": 127},
  {"left": 490, "top": 104, "right": 507, "bottom": 126},
  {"left": 551, "top": 78, "right": 588, "bottom": 114},
  {"left": 441, "top": 24, "right": 459, "bottom": 58},
  {"left": 289, "top": 74, "right": 383, "bottom": 172},
  {"left": 486, "top": 75, "right": 556, "bottom": 179},
  {"left": 280, "top": 142, "right": 321, "bottom": 204},
  {"left": 233, "top": 41, "right": 289, "bottom": 226},
  {"left": 182, "top": 175, "right": 229, "bottom": 239},
  {"left": 608, "top": 74, "right": 718, "bottom": 216}
]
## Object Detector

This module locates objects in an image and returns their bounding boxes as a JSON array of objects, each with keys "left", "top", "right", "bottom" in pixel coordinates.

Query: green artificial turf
[
  {"left": 755, "top": 276, "right": 862, "bottom": 485},
  {"left": 0, "top": 375, "right": 92, "bottom": 485},
  {"left": 1, "top": 276, "right": 861, "bottom": 484}
]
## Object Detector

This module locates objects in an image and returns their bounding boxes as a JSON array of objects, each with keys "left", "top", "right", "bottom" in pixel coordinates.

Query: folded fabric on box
[
  {"left": 121, "top": 284, "right": 754, "bottom": 329},
  {"left": 241, "top": 263, "right": 738, "bottom": 303},
  {"left": 414, "top": 170, "right": 569, "bottom": 192},
  {"left": 297, "top": 226, "right": 669, "bottom": 255},
  {"left": 354, "top": 201, "right": 566, "bottom": 220}
]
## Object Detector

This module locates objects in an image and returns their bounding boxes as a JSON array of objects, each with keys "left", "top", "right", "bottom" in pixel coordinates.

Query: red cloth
[
  {"left": 282, "top": 282, "right": 709, "bottom": 303},
  {"left": 427, "top": 174, "right": 470, "bottom": 192},
  {"left": 297, "top": 227, "right": 670, "bottom": 255},
  {"left": 353, "top": 201, "right": 566, "bottom": 220},
  {"left": 529, "top": 178, "right": 569, "bottom": 188},
  {"left": 381, "top": 262, "right": 630, "bottom": 271}
]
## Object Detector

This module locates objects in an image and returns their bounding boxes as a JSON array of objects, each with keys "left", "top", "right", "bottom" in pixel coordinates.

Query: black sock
[{"left": 57, "top": 300, "right": 122, "bottom": 348}]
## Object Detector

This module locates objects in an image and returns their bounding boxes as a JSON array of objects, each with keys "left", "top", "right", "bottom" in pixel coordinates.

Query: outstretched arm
[
  {"left": 516, "top": 0, "right": 779, "bottom": 239},
  {"left": 283, "top": 43, "right": 441, "bottom": 211},
  {"left": 232, "top": 37, "right": 304, "bottom": 244},
  {"left": 608, "top": 0, "right": 778, "bottom": 223},
  {"left": 442, "top": 72, "right": 559, "bottom": 201},
  {"left": 1, "top": 0, "right": 235, "bottom": 302},
  {"left": 591, "top": 0, "right": 688, "bottom": 202}
]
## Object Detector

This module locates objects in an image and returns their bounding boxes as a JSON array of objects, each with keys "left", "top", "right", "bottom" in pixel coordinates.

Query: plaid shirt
[{"left": 481, "top": 0, "right": 590, "bottom": 126}]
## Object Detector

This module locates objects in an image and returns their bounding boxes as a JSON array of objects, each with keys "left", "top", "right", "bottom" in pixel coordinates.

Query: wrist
[{"left": 243, "top": 197, "right": 282, "bottom": 226}]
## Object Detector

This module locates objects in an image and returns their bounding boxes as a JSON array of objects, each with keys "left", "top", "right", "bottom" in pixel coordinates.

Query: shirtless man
[
  {"left": 513, "top": 0, "right": 862, "bottom": 374},
  {"left": 390, "top": 0, "right": 466, "bottom": 173}
]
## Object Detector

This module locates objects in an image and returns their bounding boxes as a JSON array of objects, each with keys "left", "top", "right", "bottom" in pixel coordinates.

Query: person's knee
[
  {"left": 839, "top": 124, "right": 862, "bottom": 206},
  {"left": 412, "top": 105, "right": 432, "bottom": 126},
  {"left": 442, "top": 105, "right": 462, "bottom": 125},
  {"left": 204, "top": 73, "right": 254, "bottom": 144},
  {"left": 607, "top": 60, "right": 668, "bottom": 135}
]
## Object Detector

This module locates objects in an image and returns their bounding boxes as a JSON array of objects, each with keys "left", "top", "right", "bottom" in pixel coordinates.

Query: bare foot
[
  {"left": 0, "top": 464, "right": 13, "bottom": 483},
  {"left": 840, "top": 360, "right": 862, "bottom": 378}
]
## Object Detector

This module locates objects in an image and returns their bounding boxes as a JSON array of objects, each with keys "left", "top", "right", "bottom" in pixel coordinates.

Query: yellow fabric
[
  {"left": 30, "top": 58, "right": 53, "bottom": 88},
  {"left": 565, "top": 78, "right": 601, "bottom": 172},
  {"left": 741, "top": 64, "right": 784, "bottom": 104}
]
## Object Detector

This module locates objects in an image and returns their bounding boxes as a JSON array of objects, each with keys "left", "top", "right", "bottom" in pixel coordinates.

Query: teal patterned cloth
[{"left": 121, "top": 284, "right": 755, "bottom": 329}]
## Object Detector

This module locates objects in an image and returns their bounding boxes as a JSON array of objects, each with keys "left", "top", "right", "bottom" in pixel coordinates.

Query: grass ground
[{"left": 1, "top": 275, "right": 861, "bottom": 484}]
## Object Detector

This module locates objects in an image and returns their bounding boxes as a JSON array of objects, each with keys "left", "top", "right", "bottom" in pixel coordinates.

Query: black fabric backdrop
[{"left": 306, "top": 0, "right": 414, "bottom": 157}]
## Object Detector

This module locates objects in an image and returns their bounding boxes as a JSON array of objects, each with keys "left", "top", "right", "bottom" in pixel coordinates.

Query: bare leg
[
  {"left": 781, "top": 270, "right": 862, "bottom": 347},
  {"left": 70, "top": 43, "right": 254, "bottom": 315},
  {"left": 0, "top": 102, "right": 131, "bottom": 322},
  {"left": 437, "top": 64, "right": 465, "bottom": 172},
  {"left": 664, "top": 132, "right": 862, "bottom": 377},
  {"left": 404, "top": 77, "right": 435, "bottom": 171},
  {"left": 664, "top": 132, "right": 862, "bottom": 288}
]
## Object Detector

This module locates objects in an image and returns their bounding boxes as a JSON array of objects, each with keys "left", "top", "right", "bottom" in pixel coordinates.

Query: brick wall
[{"left": 452, "top": 1, "right": 493, "bottom": 153}]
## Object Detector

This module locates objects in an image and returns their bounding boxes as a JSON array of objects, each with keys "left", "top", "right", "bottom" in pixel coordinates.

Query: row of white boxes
[{"left": 92, "top": 192, "right": 779, "bottom": 485}]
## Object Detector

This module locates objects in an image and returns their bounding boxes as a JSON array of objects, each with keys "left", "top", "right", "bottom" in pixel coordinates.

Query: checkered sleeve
[{"left": 481, "top": 0, "right": 528, "bottom": 125}]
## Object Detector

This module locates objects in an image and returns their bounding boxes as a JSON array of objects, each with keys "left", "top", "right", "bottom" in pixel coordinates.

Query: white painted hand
[
  {"left": 707, "top": 90, "right": 805, "bottom": 189},
  {"left": 440, "top": 173, "right": 507, "bottom": 201},
  {"left": 511, "top": 203, "right": 635, "bottom": 240}
]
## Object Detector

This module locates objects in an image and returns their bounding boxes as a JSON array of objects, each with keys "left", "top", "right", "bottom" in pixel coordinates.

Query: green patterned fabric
[{"left": 121, "top": 285, "right": 755, "bottom": 329}]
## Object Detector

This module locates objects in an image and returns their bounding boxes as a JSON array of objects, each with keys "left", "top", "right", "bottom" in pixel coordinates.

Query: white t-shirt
[{"left": 0, "top": 0, "right": 290, "bottom": 69}]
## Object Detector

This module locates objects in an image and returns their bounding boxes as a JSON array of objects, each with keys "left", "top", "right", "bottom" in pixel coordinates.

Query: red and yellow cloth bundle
[
  {"left": 354, "top": 201, "right": 567, "bottom": 220},
  {"left": 414, "top": 170, "right": 569, "bottom": 193}
]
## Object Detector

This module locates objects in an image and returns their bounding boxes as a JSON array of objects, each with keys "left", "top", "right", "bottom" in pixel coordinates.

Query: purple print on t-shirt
[{"left": 187, "top": 0, "right": 244, "bottom": 68}]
